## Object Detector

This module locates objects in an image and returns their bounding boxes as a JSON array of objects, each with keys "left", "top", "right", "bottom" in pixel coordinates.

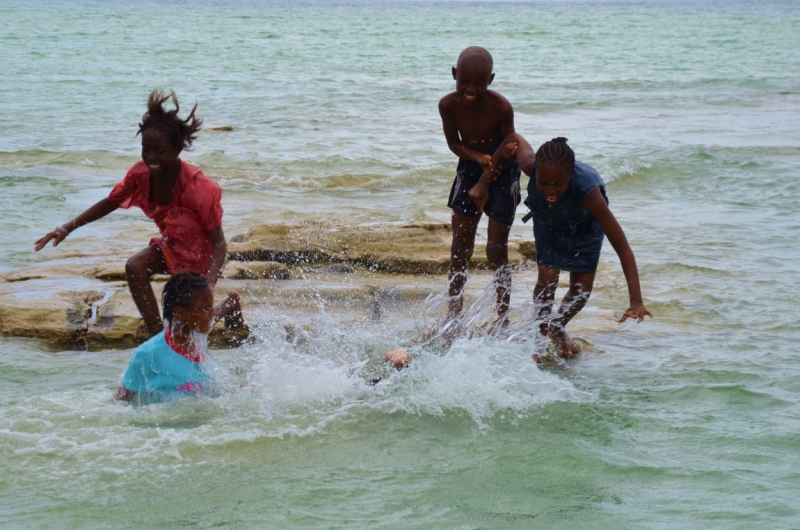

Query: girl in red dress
[{"left": 36, "top": 90, "right": 240, "bottom": 336}]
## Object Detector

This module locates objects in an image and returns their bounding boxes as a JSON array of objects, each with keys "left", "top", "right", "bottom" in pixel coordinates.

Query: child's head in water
[
  {"left": 137, "top": 90, "right": 203, "bottom": 182},
  {"left": 533, "top": 137, "right": 576, "bottom": 206},
  {"left": 162, "top": 272, "right": 215, "bottom": 338}
]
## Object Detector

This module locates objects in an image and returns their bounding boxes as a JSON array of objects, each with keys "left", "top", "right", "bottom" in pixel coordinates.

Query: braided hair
[
  {"left": 535, "top": 137, "right": 575, "bottom": 173},
  {"left": 162, "top": 271, "right": 209, "bottom": 323},
  {"left": 137, "top": 90, "right": 203, "bottom": 151}
]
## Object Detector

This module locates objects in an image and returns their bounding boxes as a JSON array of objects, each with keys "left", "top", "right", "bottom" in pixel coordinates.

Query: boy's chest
[{"left": 452, "top": 107, "right": 503, "bottom": 141}]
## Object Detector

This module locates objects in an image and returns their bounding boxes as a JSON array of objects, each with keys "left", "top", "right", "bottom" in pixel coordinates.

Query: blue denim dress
[{"left": 523, "top": 161, "right": 608, "bottom": 273}]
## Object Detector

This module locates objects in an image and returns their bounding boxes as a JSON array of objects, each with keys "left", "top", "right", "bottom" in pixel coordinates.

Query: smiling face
[
  {"left": 452, "top": 60, "right": 494, "bottom": 107},
  {"left": 141, "top": 128, "right": 181, "bottom": 180},
  {"left": 536, "top": 163, "right": 573, "bottom": 206},
  {"left": 173, "top": 287, "right": 215, "bottom": 335}
]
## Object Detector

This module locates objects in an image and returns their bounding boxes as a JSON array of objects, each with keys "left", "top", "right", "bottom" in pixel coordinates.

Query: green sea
[{"left": 1, "top": 0, "right": 800, "bottom": 528}]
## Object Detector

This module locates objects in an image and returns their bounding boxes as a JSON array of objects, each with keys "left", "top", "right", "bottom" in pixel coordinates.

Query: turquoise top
[{"left": 121, "top": 330, "right": 215, "bottom": 403}]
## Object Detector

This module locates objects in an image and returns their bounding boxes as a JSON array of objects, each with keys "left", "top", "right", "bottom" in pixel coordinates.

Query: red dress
[{"left": 108, "top": 160, "right": 223, "bottom": 275}]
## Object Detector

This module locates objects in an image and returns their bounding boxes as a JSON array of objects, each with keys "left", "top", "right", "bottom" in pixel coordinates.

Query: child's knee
[
  {"left": 451, "top": 244, "right": 474, "bottom": 263},
  {"left": 485, "top": 243, "right": 508, "bottom": 265},
  {"left": 125, "top": 256, "right": 146, "bottom": 278}
]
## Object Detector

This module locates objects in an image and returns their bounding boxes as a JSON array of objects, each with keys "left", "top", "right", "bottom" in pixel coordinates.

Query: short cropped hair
[
  {"left": 535, "top": 137, "right": 575, "bottom": 173},
  {"left": 162, "top": 271, "right": 209, "bottom": 323},
  {"left": 457, "top": 46, "right": 493, "bottom": 72},
  {"left": 137, "top": 90, "right": 202, "bottom": 151}
]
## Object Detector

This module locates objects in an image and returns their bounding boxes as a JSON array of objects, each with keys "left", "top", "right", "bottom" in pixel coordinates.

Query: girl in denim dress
[{"left": 503, "top": 136, "right": 652, "bottom": 358}]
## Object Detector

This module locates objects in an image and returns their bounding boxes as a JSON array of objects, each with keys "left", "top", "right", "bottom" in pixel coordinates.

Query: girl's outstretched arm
[
  {"left": 204, "top": 226, "right": 227, "bottom": 287},
  {"left": 35, "top": 198, "right": 118, "bottom": 250},
  {"left": 583, "top": 189, "right": 653, "bottom": 323}
]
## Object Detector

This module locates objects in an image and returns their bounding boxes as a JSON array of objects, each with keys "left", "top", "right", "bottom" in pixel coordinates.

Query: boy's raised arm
[
  {"left": 35, "top": 198, "right": 118, "bottom": 251},
  {"left": 583, "top": 189, "right": 653, "bottom": 323}
]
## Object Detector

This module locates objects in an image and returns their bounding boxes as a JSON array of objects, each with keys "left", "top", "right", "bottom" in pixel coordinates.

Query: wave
[{"left": 0, "top": 149, "right": 137, "bottom": 172}]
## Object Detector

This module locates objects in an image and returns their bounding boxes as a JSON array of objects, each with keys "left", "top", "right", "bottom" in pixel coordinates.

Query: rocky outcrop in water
[
  {"left": 228, "top": 222, "right": 536, "bottom": 273},
  {"left": 0, "top": 223, "right": 536, "bottom": 350}
]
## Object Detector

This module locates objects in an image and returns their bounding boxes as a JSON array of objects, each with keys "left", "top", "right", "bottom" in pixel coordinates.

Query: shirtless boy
[{"left": 439, "top": 46, "right": 520, "bottom": 325}]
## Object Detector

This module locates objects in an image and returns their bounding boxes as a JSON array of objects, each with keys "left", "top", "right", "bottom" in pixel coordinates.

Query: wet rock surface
[
  {"left": 228, "top": 222, "right": 534, "bottom": 273},
  {"left": 1, "top": 223, "right": 536, "bottom": 350}
]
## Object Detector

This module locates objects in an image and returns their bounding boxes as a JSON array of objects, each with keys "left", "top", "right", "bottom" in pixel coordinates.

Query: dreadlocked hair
[
  {"left": 535, "top": 137, "right": 575, "bottom": 173},
  {"left": 162, "top": 271, "right": 209, "bottom": 323},
  {"left": 137, "top": 90, "right": 203, "bottom": 151}
]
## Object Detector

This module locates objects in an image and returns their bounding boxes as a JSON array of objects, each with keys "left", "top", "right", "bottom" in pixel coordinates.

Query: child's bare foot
[
  {"left": 220, "top": 291, "right": 248, "bottom": 330},
  {"left": 384, "top": 349, "right": 409, "bottom": 369},
  {"left": 547, "top": 325, "right": 581, "bottom": 358}
]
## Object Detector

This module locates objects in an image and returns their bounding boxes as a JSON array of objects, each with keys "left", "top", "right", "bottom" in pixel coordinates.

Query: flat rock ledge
[
  {"left": 228, "top": 222, "right": 536, "bottom": 274},
  {"left": 1, "top": 223, "right": 536, "bottom": 350}
]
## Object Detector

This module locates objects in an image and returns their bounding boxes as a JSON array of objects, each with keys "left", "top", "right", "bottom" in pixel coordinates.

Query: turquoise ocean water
[{"left": 2, "top": 0, "right": 800, "bottom": 527}]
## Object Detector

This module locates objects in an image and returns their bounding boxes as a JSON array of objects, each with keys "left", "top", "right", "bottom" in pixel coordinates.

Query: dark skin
[
  {"left": 499, "top": 133, "right": 652, "bottom": 358},
  {"left": 439, "top": 51, "right": 515, "bottom": 322},
  {"left": 35, "top": 128, "right": 228, "bottom": 336}
]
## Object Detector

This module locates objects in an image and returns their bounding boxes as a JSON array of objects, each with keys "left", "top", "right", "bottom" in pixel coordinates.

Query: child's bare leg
[
  {"left": 448, "top": 211, "right": 481, "bottom": 320},
  {"left": 125, "top": 246, "right": 168, "bottom": 336},
  {"left": 548, "top": 272, "right": 596, "bottom": 357},
  {"left": 486, "top": 218, "right": 512, "bottom": 318},
  {"left": 532, "top": 266, "right": 559, "bottom": 362},
  {"left": 215, "top": 291, "right": 247, "bottom": 329},
  {"left": 534, "top": 266, "right": 559, "bottom": 334}
]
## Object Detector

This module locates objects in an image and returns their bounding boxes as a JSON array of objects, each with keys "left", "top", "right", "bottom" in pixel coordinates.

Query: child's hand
[
  {"left": 478, "top": 153, "right": 493, "bottom": 172},
  {"left": 34, "top": 228, "right": 69, "bottom": 251},
  {"left": 468, "top": 180, "right": 491, "bottom": 213},
  {"left": 502, "top": 142, "right": 518, "bottom": 161},
  {"left": 618, "top": 301, "right": 653, "bottom": 323}
]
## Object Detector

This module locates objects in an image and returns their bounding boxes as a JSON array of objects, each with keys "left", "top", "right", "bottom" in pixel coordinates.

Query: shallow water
[{"left": 2, "top": 0, "right": 800, "bottom": 527}]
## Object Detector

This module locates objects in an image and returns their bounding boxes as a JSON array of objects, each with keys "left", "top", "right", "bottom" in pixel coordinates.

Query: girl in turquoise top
[
  {"left": 496, "top": 135, "right": 652, "bottom": 359},
  {"left": 114, "top": 272, "right": 245, "bottom": 403}
]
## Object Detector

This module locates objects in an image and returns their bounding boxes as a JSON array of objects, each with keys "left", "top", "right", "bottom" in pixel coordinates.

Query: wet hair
[
  {"left": 457, "top": 46, "right": 493, "bottom": 73},
  {"left": 162, "top": 271, "right": 209, "bottom": 323},
  {"left": 137, "top": 90, "right": 203, "bottom": 151},
  {"left": 535, "top": 137, "right": 575, "bottom": 173}
]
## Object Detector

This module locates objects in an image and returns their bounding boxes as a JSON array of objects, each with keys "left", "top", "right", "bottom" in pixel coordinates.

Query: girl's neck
[
  {"left": 150, "top": 164, "right": 180, "bottom": 204},
  {"left": 153, "top": 164, "right": 179, "bottom": 188}
]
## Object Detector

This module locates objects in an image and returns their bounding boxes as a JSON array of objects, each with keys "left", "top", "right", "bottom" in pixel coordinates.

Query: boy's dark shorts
[{"left": 447, "top": 158, "right": 521, "bottom": 226}]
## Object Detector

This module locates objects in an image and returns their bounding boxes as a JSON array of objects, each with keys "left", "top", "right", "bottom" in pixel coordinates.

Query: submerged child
[
  {"left": 438, "top": 46, "right": 520, "bottom": 326},
  {"left": 114, "top": 271, "right": 245, "bottom": 403},
  {"left": 502, "top": 135, "right": 652, "bottom": 358},
  {"left": 35, "top": 90, "right": 231, "bottom": 336}
]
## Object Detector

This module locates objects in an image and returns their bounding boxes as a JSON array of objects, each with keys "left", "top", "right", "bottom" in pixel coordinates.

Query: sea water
[{"left": 1, "top": 0, "right": 800, "bottom": 527}]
